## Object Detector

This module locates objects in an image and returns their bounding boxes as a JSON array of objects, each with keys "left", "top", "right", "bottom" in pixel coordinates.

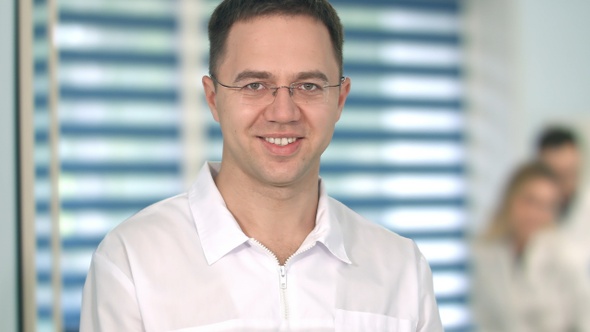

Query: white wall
[
  {"left": 464, "top": 0, "right": 525, "bottom": 232},
  {"left": 464, "top": 0, "right": 590, "bottom": 232},
  {"left": 518, "top": 0, "right": 590, "bottom": 117},
  {"left": 517, "top": 0, "right": 590, "bottom": 149},
  {"left": 0, "top": 0, "right": 20, "bottom": 330}
]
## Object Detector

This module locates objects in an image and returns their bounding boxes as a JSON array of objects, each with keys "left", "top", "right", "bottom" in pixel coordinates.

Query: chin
[
  {"left": 260, "top": 170, "right": 301, "bottom": 187},
  {"left": 256, "top": 162, "right": 310, "bottom": 187}
]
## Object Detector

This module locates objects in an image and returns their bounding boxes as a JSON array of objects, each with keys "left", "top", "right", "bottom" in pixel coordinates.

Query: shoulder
[
  {"left": 471, "top": 237, "right": 507, "bottom": 259},
  {"left": 328, "top": 197, "right": 441, "bottom": 325},
  {"left": 327, "top": 197, "right": 420, "bottom": 264},
  {"left": 88, "top": 193, "right": 205, "bottom": 292},
  {"left": 533, "top": 229, "right": 589, "bottom": 270},
  {"left": 96, "top": 193, "right": 194, "bottom": 257},
  {"left": 469, "top": 238, "right": 511, "bottom": 282}
]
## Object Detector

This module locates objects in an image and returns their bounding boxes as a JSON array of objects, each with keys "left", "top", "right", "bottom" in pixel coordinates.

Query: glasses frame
[{"left": 210, "top": 75, "right": 346, "bottom": 105}]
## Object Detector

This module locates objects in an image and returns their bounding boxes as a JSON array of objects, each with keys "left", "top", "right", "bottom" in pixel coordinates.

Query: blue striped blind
[
  {"left": 33, "top": 1, "right": 183, "bottom": 330},
  {"left": 334, "top": 2, "right": 469, "bottom": 330},
  {"left": 32, "top": 0, "right": 468, "bottom": 331}
]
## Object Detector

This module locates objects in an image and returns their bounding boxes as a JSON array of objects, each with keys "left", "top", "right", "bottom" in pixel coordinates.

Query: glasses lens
[
  {"left": 292, "top": 85, "right": 328, "bottom": 105},
  {"left": 237, "top": 84, "right": 332, "bottom": 105},
  {"left": 240, "top": 88, "right": 272, "bottom": 105}
]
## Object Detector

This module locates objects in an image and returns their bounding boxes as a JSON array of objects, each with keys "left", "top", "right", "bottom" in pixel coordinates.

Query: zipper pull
[{"left": 278, "top": 265, "right": 287, "bottom": 289}]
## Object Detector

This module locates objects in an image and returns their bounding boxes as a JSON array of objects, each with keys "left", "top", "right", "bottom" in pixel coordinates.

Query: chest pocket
[
  {"left": 335, "top": 309, "right": 417, "bottom": 332},
  {"left": 166, "top": 319, "right": 277, "bottom": 332}
]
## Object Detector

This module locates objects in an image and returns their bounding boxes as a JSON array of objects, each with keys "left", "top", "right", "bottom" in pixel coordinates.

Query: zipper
[
  {"left": 250, "top": 238, "right": 316, "bottom": 320},
  {"left": 279, "top": 265, "right": 287, "bottom": 289},
  {"left": 279, "top": 265, "right": 289, "bottom": 320}
]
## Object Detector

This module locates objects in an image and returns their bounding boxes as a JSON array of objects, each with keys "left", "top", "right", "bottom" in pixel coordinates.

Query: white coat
[
  {"left": 80, "top": 162, "right": 443, "bottom": 332},
  {"left": 470, "top": 230, "right": 590, "bottom": 332}
]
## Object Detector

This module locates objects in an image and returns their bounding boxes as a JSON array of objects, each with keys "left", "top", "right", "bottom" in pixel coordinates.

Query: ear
[
  {"left": 202, "top": 75, "right": 220, "bottom": 122},
  {"left": 335, "top": 77, "right": 351, "bottom": 121}
]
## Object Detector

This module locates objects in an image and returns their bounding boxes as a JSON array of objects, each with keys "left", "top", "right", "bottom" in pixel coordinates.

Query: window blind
[
  {"left": 32, "top": 0, "right": 468, "bottom": 331},
  {"left": 332, "top": 2, "right": 469, "bottom": 330},
  {"left": 33, "top": 0, "right": 183, "bottom": 330}
]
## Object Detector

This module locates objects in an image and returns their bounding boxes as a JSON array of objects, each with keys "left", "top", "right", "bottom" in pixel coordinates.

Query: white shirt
[
  {"left": 80, "top": 162, "right": 442, "bottom": 332},
  {"left": 471, "top": 231, "right": 590, "bottom": 332},
  {"left": 563, "top": 183, "right": 590, "bottom": 277}
]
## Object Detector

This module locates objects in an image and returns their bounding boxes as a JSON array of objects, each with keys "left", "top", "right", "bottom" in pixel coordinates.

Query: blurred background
[{"left": 2, "top": 0, "right": 590, "bottom": 331}]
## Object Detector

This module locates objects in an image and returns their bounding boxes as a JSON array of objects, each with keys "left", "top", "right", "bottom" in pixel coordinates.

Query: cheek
[
  {"left": 307, "top": 107, "right": 340, "bottom": 130},
  {"left": 218, "top": 103, "right": 258, "bottom": 131},
  {"left": 521, "top": 201, "right": 555, "bottom": 230},
  {"left": 537, "top": 202, "right": 558, "bottom": 224},
  {"left": 315, "top": 115, "right": 339, "bottom": 145},
  {"left": 509, "top": 200, "right": 527, "bottom": 221},
  {"left": 510, "top": 199, "right": 540, "bottom": 228}
]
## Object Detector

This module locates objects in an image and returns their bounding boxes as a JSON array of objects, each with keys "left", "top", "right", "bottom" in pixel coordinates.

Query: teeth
[{"left": 264, "top": 137, "right": 298, "bottom": 146}]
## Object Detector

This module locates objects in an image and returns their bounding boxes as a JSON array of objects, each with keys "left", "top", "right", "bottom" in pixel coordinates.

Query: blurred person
[
  {"left": 537, "top": 127, "right": 590, "bottom": 332},
  {"left": 537, "top": 126, "right": 590, "bottom": 247},
  {"left": 80, "top": 0, "right": 442, "bottom": 331},
  {"left": 471, "top": 162, "right": 590, "bottom": 332},
  {"left": 536, "top": 126, "right": 581, "bottom": 217},
  {"left": 537, "top": 126, "right": 590, "bottom": 290}
]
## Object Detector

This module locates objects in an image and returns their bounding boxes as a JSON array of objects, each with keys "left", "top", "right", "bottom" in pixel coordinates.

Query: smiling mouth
[{"left": 263, "top": 137, "right": 299, "bottom": 146}]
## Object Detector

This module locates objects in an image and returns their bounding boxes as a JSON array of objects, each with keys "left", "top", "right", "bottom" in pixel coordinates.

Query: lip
[
  {"left": 258, "top": 133, "right": 304, "bottom": 138},
  {"left": 257, "top": 134, "right": 304, "bottom": 156}
]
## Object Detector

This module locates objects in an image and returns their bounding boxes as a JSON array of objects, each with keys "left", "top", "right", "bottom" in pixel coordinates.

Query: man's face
[
  {"left": 203, "top": 15, "right": 350, "bottom": 187},
  {"left": 540, "top": 143, "right": 581, "bottom": 202}
]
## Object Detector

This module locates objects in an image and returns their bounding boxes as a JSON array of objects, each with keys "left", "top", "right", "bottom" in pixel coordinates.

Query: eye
[
  {"left": 243, "top": 82, "right": 266, "bottom": 91},
  {"left": 299, "top": 83, "right": 321, "bottom": 91}
]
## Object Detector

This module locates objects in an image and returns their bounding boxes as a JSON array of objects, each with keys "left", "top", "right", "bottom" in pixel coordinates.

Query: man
[
  {"left": 80, "top": 0, "right": 442, "bottom": 331},
  {"left": 536, "top": 127, "right": 582, "bottom": 218},
  {"left": 536, "top": 126, "right": 590, "bottom": 322}
]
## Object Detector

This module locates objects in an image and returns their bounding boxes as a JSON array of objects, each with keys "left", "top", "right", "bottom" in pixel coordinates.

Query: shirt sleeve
[
  {"left": 564, "top": 244, "right": 590, "bottom": 331},
  {"left": 573, "top": 267, "right": 590, "bottom": 331},
  {"left": 80, "top": 251, "right": 144, "bottom": 332},
  {"left": 416, "top": 249, "right": 444, "bottom": 332},
  {"left": 469, "top": 258, "right": 498, "bottom": 332}
]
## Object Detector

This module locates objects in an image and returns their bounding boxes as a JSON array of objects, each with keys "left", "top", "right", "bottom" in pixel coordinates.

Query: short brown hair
[
  {"left": 207, "top": 0, "right": 344, "bottom": 78},
  {"left": 537, "top": 126, "right": 578, "bottom": 152}
]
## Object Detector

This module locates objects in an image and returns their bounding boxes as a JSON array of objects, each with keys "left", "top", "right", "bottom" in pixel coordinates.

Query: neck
[
  {"left": 214, "top": 162, "right": 319, "bottom": 263},
  {"left": 511, "top": 235, "right": 528, "bottom": 259}
]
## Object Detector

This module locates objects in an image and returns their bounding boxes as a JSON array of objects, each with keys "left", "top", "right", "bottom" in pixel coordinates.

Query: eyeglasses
[{"left": 211, "top": 76, "right": 345, "bottom": 106}]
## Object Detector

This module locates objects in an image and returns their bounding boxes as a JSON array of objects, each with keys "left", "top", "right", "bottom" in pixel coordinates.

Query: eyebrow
[
  {"left": 295, "top": 71, "right": 329, "bottom": 83},
  {"left": 233, "top": 70, "right": 330, "bottom": 84},
  {"left": 234, "top": 70, "right": 273, "bottom": 83}
]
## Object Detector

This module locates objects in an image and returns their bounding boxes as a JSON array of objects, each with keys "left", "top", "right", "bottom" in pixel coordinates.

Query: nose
[
  {"left": 264, "top": 86, "right": 300, "bottom": 123},
  {"left": 272, "top": 86, "right": 294, "bottom": 97}
]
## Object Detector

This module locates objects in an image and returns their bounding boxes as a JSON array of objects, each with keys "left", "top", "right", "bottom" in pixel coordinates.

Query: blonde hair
[{"left": 482, "top": 162, "right": 559, "bottom": 240}]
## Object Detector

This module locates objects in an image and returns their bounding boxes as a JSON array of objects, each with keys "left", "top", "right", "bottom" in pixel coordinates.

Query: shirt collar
[
  {"left": 188, "top": 162, "right": 351, "bottom": 265},
  {"left": 188, "top": 162, "right": 250, "bottom": 265},
  {"left": 307, "top": 180, "right": 352, "bottom": 264}
]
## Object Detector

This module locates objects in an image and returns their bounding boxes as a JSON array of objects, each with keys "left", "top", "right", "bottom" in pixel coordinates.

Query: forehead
[
  {"left": 519, "top": 176, "right": 558, "bottom": 195},
  {"left": 543, "top": 144, "right": 580, "bottom": 164},
  {"left": 218, "top": 15, "right": 339, "bottom": 81}
]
